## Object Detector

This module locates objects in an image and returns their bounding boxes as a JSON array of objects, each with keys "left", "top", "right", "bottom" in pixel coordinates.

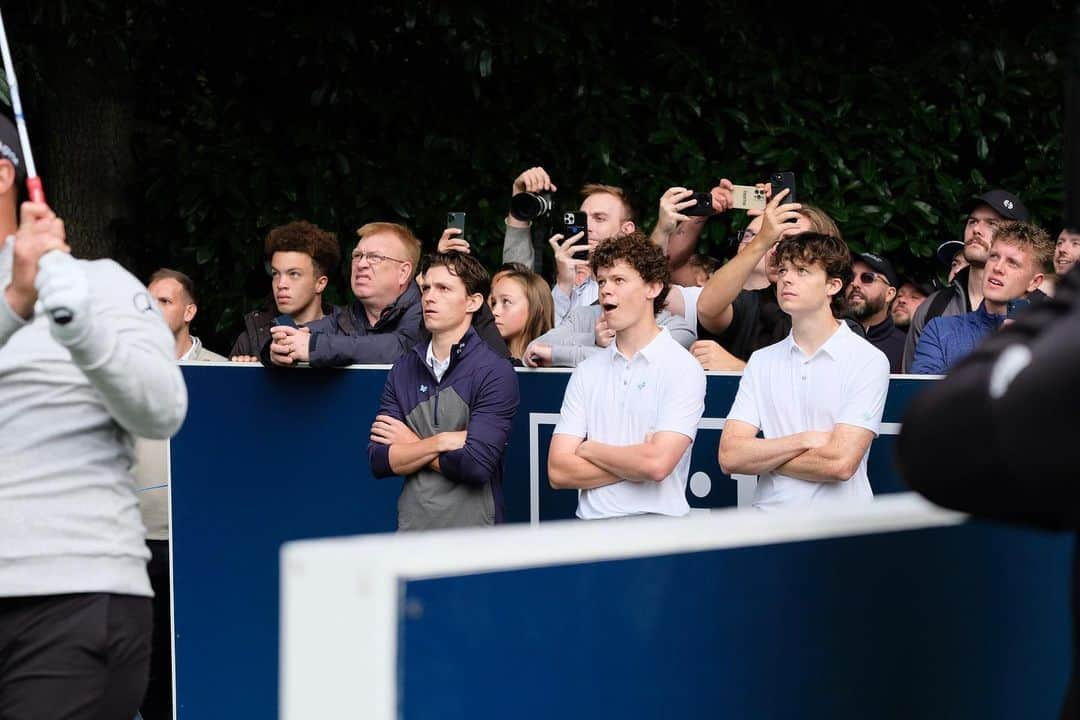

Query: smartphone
[
  {"left": 731, "top": 184, "right": 767, "bottom": 211},
  {"left": 683, "top": 191, "right": 716, "bottom": 217},
  {"left": 1006, "top": 298, "right": 1030, "bottom": 319},
  {"left": 273, "top": 314, "right": 297, "bottom": 328},
  {"left": 770, "top": 171, "right": 797, "bottom": 204},
  {"left": 447, "top": 212, "right": 466, "bottom": 234},
  {"left": 562, "top": 211, "right": 589, "bottom": 247}
]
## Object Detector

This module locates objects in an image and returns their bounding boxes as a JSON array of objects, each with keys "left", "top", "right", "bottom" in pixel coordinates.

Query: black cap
[
  {"left": 0, "top": 112, "right": 25, "bottom": 182},
  {"left": 899, "top": 276, "right": 935, "bottom": 298},
  {"left": 972, "top": 189, "right": 1028, "bottom": 222},
  {"left": 855, "top": 252, "right": 899, "bottom": 287},
  {"left": 935, "top": 239, "right": 965, "bottom": 266}
]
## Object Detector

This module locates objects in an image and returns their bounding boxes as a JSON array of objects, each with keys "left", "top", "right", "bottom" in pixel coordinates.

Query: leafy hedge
[{"left": 11, "top": 2, "right": 1073, "bottom": 351}]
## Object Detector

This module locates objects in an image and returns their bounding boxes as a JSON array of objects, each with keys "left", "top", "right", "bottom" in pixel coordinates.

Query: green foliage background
[{"left": 8, "top": 2, "right": 1073, "bottom": 351}]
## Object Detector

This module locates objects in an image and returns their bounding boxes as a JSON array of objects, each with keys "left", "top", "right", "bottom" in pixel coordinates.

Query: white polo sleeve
[
  {"left": 725, "top": 353, "right": 761, "bottom": 429},
  {"left": 553, "top": 365, "right": 589, "bottom": 438},
  {"left": 836, "top": 348, "right": 890, "bottom": 436},
  {"left": 654, "top": 357, "right": 706, "bottom": 441}
]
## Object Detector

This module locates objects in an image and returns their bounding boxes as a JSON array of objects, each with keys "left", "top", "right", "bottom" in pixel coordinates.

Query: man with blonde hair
[
  {"left": 269, "top": 221, "right": 423, "bottom": 367},
  {"left": 911, "top": 221, "right": 1054, "bottom": 375}
]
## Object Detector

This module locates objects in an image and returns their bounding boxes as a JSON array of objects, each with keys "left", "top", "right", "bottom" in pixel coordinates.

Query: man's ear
[
  {"left": 0, "top": 160, "right": 15, "bottom": 198},
  {"left": 1026, "top": 272, "right": 1045, "bottom": 294},
  {"left": 645, "top": 280, "right": 662, "bottom": 301},
  {"left": 621, "top": 220, "right": 636, "bottom": 236},
  {"left": 826, "top": 277, "right": 844, "bottom": 298},
  {"left": 465, "top": 292, "right": 484, "bottom": 314},
  {"left": 885, "top": 285, "right": 897, "bottom": 305},
  {"left": 183, "top": 302, "right": 197, "bottom": 324},
  {"left": 315, "top": 274, "right": 329, "bottom": 294}
]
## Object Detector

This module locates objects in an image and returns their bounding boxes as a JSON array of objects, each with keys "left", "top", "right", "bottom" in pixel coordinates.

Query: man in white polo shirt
[
  {"left": 547, "top": 231, "right": 706, "bottom": 518},
  {"left": 718, "top": 221, "right": 889, "bottom": 510}
]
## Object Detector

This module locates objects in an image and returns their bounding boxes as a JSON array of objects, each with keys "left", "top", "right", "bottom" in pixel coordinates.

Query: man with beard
[
  {"left": 902, "top": 189, "right": 1028, "bottom": 371},
  {"left": 847, "top": 252, "right": 905, "bottom": 371}
]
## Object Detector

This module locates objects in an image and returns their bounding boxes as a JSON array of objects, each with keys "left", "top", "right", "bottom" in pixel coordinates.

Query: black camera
[{"left": 510, "top": 191, "right": 553, "bottom": 221}]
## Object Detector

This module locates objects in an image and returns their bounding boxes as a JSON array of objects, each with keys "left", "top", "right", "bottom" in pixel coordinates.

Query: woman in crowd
[{"left": 488, "top": 267, "right": 554, "bottom": 365}]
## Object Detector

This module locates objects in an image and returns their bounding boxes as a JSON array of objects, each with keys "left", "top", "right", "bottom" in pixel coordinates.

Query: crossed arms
[
  {"left": 718, "top": 420, "right": 875, "bottom": 484},
  {"left": 547, "top": 431, "right": 692, "bottom": 489}
]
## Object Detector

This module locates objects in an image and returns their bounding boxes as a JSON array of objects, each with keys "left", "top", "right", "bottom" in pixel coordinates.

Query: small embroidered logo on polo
[
  {"left": 637, "top": 381, "right": 646, "bottom": 390},
  {"left": 419, "top": 384, "right": 428, "bottom": 393}
]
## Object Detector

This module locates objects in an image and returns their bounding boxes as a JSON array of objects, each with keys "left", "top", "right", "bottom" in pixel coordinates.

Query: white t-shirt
[
  {"left": 726, "top": 321, "right": 889, "bottom": 510},
  {"left": 554, "top": 327, "right": 706, "bottom": 518},
  {"left": 676, "top": 284, "right": 703, "bottom": 331}
]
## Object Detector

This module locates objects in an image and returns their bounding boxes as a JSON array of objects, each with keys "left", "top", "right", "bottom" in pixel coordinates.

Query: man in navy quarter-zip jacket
[{"left": 368, "top": 251, "right": 519, "bottom": 531}]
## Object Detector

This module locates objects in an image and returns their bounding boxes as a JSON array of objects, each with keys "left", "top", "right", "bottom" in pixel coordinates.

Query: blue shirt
[{"left": 910, "top": 302, "right": 1004, "bottom": 375}]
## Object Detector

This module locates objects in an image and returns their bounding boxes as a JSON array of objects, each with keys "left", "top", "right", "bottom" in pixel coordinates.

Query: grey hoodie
[{"left": 0, "top": 239, "right": 187, "bottom": 597}]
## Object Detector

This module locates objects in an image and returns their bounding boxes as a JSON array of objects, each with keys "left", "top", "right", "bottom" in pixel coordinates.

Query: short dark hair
[
  {"left": 419, "top": 251, "right": 490, "bottom": 298},
  {"left": 148, "top": 268, "right": 197, "bottom": 304},
  {"left": 589, "top": 231, "right": 670, "bottom": 314},
  {"left": 265, "top": 221, "right": 341, "bottom": 278},
  {"left": 772, "top": 232, "right": 853, "bottom": 317}
]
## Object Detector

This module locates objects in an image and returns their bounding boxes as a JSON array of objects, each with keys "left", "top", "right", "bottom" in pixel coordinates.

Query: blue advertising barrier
[{"left": 171, "top": 364, "right": 930, "bottom": 719}]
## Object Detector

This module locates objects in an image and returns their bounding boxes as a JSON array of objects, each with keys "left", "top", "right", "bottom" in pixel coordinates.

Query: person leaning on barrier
[
  {"left": 897, "top": 263, "right": 1080, "bottom": 720},
  {"left": 718, "top": 231, "right": 889, "bottom": 511},
  {"left": 902, "top": 189, "right": 1029, "bottom": 371},
  {"left": 368, "top": 251, "right": 519, "bottom": 530},
  {"left": 230, "top": 220, "right": 339, "bottom": 362},
  {"left": 266, "top": 221, "right": 423, "bottom": 367},
  {"left": 910, "top": 221, "right": 1053, "bottom": 375},
  {"left": 547, "top": 231, "right": 706, "bottom": 519},
  {"left": 0, "top": 172, "right": 187, "bottom": 717}
]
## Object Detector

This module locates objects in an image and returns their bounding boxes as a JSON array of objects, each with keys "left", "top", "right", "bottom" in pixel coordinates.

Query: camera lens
[{"left": 510, "top": 192, "right": 552, "bottom": 221}]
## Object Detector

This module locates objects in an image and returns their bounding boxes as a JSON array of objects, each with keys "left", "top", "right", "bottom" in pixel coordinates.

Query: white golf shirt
[
  {"left": 554, "top": 327, "right": 706, "bottom": 518},
  {"left": 726, "top": 321, "right": 889, "bottom": 510}
]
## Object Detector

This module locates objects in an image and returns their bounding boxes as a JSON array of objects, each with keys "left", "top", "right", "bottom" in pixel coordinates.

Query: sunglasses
[{"left": 857, "top": 271, "right": 892, "bottom": 286}]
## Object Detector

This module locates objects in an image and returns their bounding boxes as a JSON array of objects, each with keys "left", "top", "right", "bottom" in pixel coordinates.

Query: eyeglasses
[
  {"left": 857, "top": 271, "right": 892, "bottom": 286},
  {"left": 351, "top": 251, "right": 408, "bottom": 267}
]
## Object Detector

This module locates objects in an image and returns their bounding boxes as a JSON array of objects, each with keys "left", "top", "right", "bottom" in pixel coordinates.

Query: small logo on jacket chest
[{"left": 419, "top": 384, "right": 428, "bottom": 393}]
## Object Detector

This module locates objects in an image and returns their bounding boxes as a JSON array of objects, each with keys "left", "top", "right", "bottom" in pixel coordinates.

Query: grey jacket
[
  {"left": 901, "top": 268, "right": 972, "bottom": 372},
  {"left": 526, "top": 304, "right": 697, "bottom": 367}
]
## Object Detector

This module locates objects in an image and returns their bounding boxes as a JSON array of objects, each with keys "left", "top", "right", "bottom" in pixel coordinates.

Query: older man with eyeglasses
[
  {"left": 847, "top": 252, "right": 906, "bottom": 372},
  {"left": 267, "top": 222, "right": 424, "bottom": 367}
]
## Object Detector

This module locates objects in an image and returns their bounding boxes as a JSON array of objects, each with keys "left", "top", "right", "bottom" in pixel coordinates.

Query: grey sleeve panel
[
  {"left": 657, "top": 311, "right": 698, "bottom": 349},
  {"left": 502, "top": 223, "right": 536, "bottom": 267}
]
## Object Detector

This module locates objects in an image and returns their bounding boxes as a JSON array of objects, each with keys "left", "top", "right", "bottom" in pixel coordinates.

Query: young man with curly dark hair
[
  {"left": 547, "top": 231, "right": 706, "bottom": 519},
  {"left": 229, "top": 220, "right": 341, "bottom": 361},
  {"left": 718, "top": 213, "right": 890, "bottom": 511}
]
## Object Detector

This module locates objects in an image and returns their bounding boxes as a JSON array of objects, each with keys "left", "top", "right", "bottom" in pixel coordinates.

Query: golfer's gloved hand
[{"left": 35, "top": 251, "right": 93, "bottom": 348}]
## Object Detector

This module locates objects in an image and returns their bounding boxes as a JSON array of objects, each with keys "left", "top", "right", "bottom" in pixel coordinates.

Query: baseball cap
[
  {"left": 971, "top": 189, "right": 1028, "bottom": 222},
  {"left": 0, "top": 111, "right": 25, "bottom": 182},
  {"left": 935, "top": 239, "right": 965, "bottom": 266},
  {"left": 899, "top": 276, "right": 936, "bottom": 298},
  {"left": 855, "top": 252, "right": 899, "bottom": 287}
]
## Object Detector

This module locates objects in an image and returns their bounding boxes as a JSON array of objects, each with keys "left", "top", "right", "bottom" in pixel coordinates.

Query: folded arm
[
  {"left": 774, "top": 424, "right": 875, "bottom": 484},
  {"left": 718, "top": 419, "right": 824, "bottom": 476},
  {"left": 575, "top": 431, "right": 692, "bottom": 483},
  {"left": 547, "top": 433, "right": 622, "bottom": 490}
]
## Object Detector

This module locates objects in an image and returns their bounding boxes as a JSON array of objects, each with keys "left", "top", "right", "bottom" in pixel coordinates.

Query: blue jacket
[
  {"left": 910, "top": 302, "right": 1004, "bottom": 375},
  {"left": 368, "top": 327, "right": 520, "bottom": 530}
]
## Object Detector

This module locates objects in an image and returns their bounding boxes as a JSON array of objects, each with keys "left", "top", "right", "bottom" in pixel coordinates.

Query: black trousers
[
  {"left": 140, "top": 540, "right": 172, "bottom": 720},
  {"left": 0, "top": 592, "right": 152, "bottom": 720}
]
